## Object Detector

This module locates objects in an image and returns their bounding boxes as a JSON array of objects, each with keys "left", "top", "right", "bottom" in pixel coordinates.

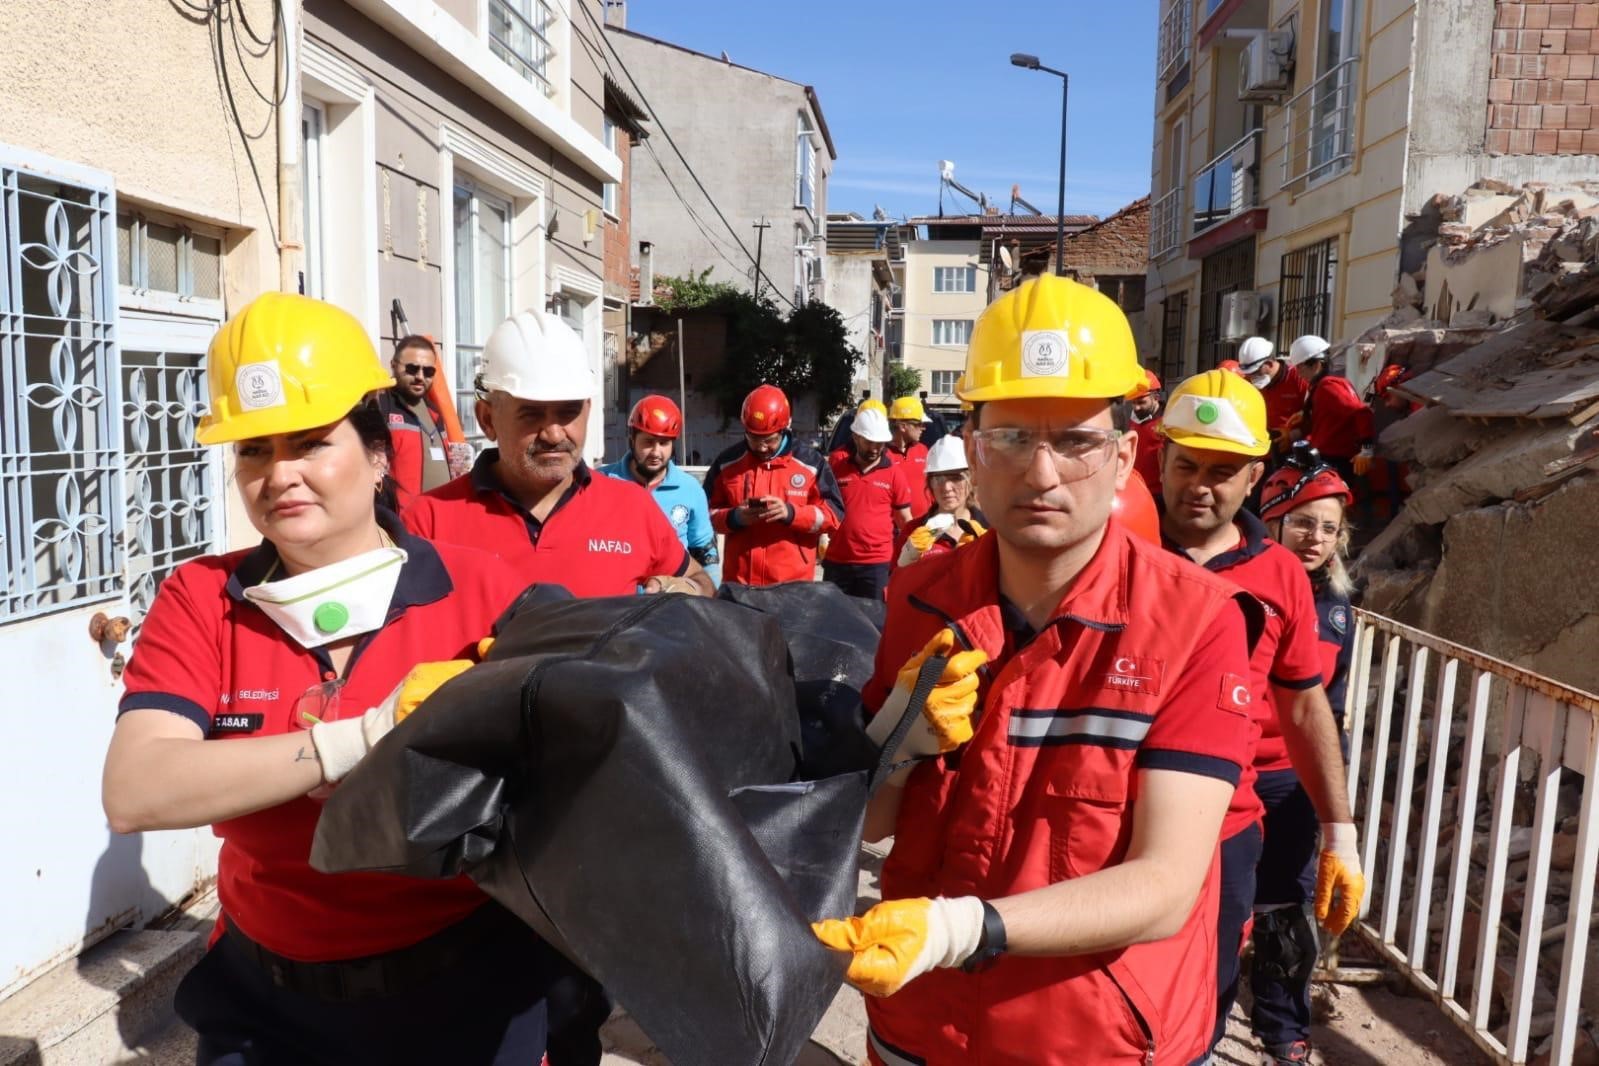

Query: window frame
[
  {"left": 451, "top": 178, "right": 515, "bottom": 442},
  {"left": 931, "top": 318, "right": 973, "bottom": 347},
  {"left": 795, "top": 113, "right": 817, "bottom": 214},
  {"left": 487, "top": 0, "right": 558, "bottom": 97},
  {"left": 301, "top": 100, "right": 328, "bottom": 299},
  {"left": 601, "top": 115, "right": 620, "bottom": 218},
  {"left": 933, "top": 265, "right": 977, "bottom": 293},
  {"left": 930, "top": 369, "right": 961, "bottom": 396},
  {"left": 116, "top": 208, "right": 226, "bottom": 321}
]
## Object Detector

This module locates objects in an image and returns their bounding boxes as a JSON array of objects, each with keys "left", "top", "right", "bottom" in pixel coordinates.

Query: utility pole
[{"left": 752, "top": 217, "right": 770, "bottom": 301}]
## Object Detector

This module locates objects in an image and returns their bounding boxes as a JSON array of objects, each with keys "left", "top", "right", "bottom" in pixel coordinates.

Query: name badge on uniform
[
  {"left": 430, "top": 446, "right": 446, "bottom": 461},
  {"left": 212, "top": 713, "right": 265, "bottom": 736}
]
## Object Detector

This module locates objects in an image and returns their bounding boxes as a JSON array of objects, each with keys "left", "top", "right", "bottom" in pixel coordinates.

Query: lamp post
[{"left": 1010, "top": 53, "right": 1069, "bottom": 276}]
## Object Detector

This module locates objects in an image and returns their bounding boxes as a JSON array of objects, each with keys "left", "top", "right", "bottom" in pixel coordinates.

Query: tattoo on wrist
[{"left": 295, "top": 746, "right": 319, "bottom": 764}]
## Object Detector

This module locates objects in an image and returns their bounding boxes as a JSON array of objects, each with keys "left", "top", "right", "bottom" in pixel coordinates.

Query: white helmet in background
[
  {"left": 479, "top": 311, "right": 595, "bottom": 402},
  {"left": 1287, "top": 334, "right": 1331, "bottom": 367},
  {"left": 924, "top": 435, "right": 969, "bottom": 475},
  {"left": 1237, "top": 336, "right": 1275, "bottom": 374},
  {"left": 851, "top": 406, "right": 893, "bottom": 443}
]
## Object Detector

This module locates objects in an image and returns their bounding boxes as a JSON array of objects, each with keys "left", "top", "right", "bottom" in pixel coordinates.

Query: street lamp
[{"left": 1010, "top": 52, "right": 1070, "bottom": 276}]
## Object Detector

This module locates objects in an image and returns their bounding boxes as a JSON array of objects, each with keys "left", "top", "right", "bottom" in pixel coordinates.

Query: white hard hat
[
  {"left": 851, "top": 406, "right": 893, "bottom": 443},
  {"left": 1287, "top": 334, "right": 1331, "bottom": 366},
  {"left": 924, "top": 435, "right": 969, "bottom": 475},
  {"left": 1237, "top": 336, "right": 1275, "bottom": 374},
  {"left": 479, "top": 311, "right": 595, "bottom": 402}
]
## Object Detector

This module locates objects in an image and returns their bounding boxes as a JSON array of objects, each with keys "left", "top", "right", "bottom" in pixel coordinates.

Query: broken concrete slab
[{"left": 1401, "top": 419, "right": 1596, "bottom": 526}]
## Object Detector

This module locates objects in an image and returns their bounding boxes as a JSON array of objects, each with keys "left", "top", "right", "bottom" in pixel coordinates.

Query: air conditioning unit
[
  {"left": 1219, "top": 291, "right": 1272, "bottom": 341},
  {"left": 1239, "top": 31, "right": 1293, "bottom": 101}
]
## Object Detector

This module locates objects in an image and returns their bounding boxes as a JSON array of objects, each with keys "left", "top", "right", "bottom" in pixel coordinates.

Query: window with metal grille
[
  {"left": 489, "top": 0, "right": 556, "bottom": 96},
  {"left": 1276, "top": 238, "right": 1338, "bottom": 352},
  {"left": 930, "top": 370, "right": 960, "bottom": 396},
  {"left": 795, "top": 114, "right": 817, "bottom": 213},
  {"left": 933, "top": 266, "right": 976, "bottom": 293},
  {"left": 1, "top": 158, "right": 123, "bottom": 621},
  {"left": 931, "top": 319, "right": 973, "bottom": 347},
  {"left": 1196, "top": 238, "right": 1256, "bottom": 372},
  {"left": 1160, "top": 292, "right": 1188, "bottom": 385},
  {"left": 117, "top": 213, "right": 222, "bottom": 305}
]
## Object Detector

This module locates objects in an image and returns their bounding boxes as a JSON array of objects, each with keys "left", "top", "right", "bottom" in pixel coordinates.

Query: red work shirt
[
  {"left": 404, "top": 452, "right": 689, "bottom": 598},
  {"left": 827, "top": 452, "right": 908, "bottom": 565},
  {"left": 863, "top": 524, "right": 1254, "bottom": 1065},
  {"left": 1166, "top": 509, "right": 1325, "bottom": 837},
  {"left": 1262, "top": 365, "right": 1310, "bottom": 433},
  {"left": 1304, "top": 374, "right": 1375, "bottom": 459},
  {"left": 887, "top": 441, "right": 932, "bottom": 515},
  {"left": 118, "top": 517, "right": 522, "bottom": 961},
  {"left": 704, "top": 436, "right": 843, "bottom": 586},
  {"left": 1130, "top": 415, "right": 1163, "bottom": 497}
]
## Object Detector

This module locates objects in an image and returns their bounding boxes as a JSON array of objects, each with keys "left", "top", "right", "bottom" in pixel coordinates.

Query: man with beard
[
  {"left": 405, "top": 312, "right": 712, "bottom": 599},
  {"left": 1156, "top": 369, "right": 1364, "bottom": 1064},
  {"left": 376, "top": 335, "right": 453, "bottom": 504},
  {"left": 1127, "top": 368, "right": 1165, "bottom": 495},
  {"left": 599, "top": 394, "right": 719, "bottom": 583}
]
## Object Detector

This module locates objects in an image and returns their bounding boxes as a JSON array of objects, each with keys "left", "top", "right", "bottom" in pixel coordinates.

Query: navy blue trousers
[
  {"left": 176, "top": 906, "right": 557, "bottom": 1066},
  {"left": 1212, "top": 822, "right": 1264, "bottom": 1052},
  {"left": 1251, "top": 767, "right": 1321, "bottom": 1045},
  {"left": 822, "top": 561, "right": 890, "bottom": 600}
]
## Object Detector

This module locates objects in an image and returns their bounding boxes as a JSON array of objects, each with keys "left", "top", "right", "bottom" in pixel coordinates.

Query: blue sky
[{"left": 626, "top": 1, "right": 1159, "bottom": 222}]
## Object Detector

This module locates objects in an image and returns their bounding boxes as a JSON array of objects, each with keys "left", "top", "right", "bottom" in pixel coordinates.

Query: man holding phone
[{"left": 704, "top": 384, "right": 844, "bottom": 587}]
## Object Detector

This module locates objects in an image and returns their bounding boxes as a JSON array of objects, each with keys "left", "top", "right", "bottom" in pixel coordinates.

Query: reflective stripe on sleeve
[{"left": 1008, "top": 707, "right": 1154, "bottom": 748}]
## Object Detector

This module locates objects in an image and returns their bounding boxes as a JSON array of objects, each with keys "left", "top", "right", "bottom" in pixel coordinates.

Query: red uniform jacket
[
  {"left": 704, "top": 434, "right": 843, "bottom": 586},
  {"left": 1304, "top": 374, "right": 1374, "bottom": 459},
  {"left": 828, "top": 452, "right": 907, "bottom": 565},
  {"left": 888, "top": 441, "right": 932, "bottom": 515},
  {"left": 862, "top": 524, "right": 1255, "bottom": 1065},
  {"left": 1262, "top": 365, "right": 1309, "bottom": 434},
  {"left": 1131, "top": 416, "right": 1163, "bottom": 498},
  {"left": 375, "top": 388, "right": 449, "bottom": 507}
]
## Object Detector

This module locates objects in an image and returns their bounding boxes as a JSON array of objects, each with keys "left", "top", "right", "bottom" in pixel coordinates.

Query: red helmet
[
  {"left": 628, "top": 394, "right": 683, "bottom": 439},
  {"left": 1259, "top": 444, "right": 1355, "bottom": 522},
  {"left": 741, "top": 384, "right": 791, "bottom": 434},
  {"left": 1126, "top": 368, "right": 1163, "bottom": 400},
  {"left": 1370, "top": 363, "right": 1409, "bottom": 399},
  {"left": 1112, "top": 469, "right": 1162, "bottom": 545}
]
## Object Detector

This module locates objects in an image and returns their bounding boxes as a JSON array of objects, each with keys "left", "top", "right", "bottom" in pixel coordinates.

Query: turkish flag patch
[
  {"left": 1219, "top": 673, "right": 1254, "bottom": 716},
  {"left": 1101, "top": 655, "right": 1164, "bottom": 697}
]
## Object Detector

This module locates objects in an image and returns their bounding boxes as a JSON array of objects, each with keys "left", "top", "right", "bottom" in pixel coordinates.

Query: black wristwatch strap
[{"left": 962, "top": 900, "right": 1008, "bottom": 973}]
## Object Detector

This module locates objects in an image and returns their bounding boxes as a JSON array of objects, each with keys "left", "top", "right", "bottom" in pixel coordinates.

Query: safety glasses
[
  {"left": 1281, "top": 514, "right": 1343, "bottom": 540},
  {"left": 969, "top": 427, "right": 1120, "bottom": 482}
]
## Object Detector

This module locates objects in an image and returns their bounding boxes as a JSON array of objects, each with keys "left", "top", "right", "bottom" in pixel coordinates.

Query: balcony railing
[
  {"left": 1191, "top": 128, "right": 1262, "bottom": 236},
  {"left": 488, "top": 0, "right": 555, "bottom": 97},
  {"left": 1150, "top": 185, "right": 1184, "bottom": 259},
  {"left": 1283, "top": 57, "right": 1359, "bottom": 187},
  {"left": 1157, "top": 0, "right": 1192, "bottom": 82}
]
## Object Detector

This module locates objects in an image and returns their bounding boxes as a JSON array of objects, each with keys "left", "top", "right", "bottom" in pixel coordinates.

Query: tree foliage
[
  {"left": 654, "top": 273, "right": 862, "bottom": 425},
  {"left": 886, "top": 363, "right": 923, "bottom": 401}
]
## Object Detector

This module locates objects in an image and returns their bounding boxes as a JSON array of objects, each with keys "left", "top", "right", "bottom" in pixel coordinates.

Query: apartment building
[
  {"left": 824, "top": 213, "right": 907, "bottom": 401},
  {"left": 1146, "top": 0, "right": 1599, "bottom": 388}
]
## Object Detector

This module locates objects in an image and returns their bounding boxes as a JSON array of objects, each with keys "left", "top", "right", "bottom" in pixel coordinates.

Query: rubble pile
[{"left": 1350, "top": 179, "right": 1599, "bottom": 698}]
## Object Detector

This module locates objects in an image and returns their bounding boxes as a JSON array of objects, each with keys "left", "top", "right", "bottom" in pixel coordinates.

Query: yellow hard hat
[
  {"left": 197, "top": 293, "right": 394, "bottom": 445},
  {"left": 858, "top": 397, "right": 888, "bottom": 417},
  {"left": 888, "top": 395, "right": 928, "bottom": 422},
  {"left": 1159, "top": 368, "right": 1271, "bottom": 457},
  {"left": 957, "top": 275, "right": 1143, "bottom": 404}
]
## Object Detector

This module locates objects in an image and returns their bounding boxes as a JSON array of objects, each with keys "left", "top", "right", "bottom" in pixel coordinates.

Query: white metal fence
[
  {"left": 1150, "top": 185, "right": 1184, "bottom": 261},
  {"left": 1345, "top": 609, "right": 1599, "bottom": 1065}
]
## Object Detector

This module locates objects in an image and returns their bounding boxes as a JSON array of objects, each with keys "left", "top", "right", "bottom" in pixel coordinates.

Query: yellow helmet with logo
[
  {"left": 888, "top": 395, "right": 928, "bottom": 422},
  {"left": 1159, "top": 368, "right": 1271, "bottom": 457},
  {"left": 858, "top": 397, "right": 888, "bottom": 417},
  {"left": 197, "top": 293, "right": 394, "bottom": 445},
  {"left": 957, "top": 275, "right": 1143, "bottom": 404}
]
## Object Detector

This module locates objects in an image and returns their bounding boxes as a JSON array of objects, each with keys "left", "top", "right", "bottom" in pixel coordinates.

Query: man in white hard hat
[
  {"left": 405, "top": 311, "right": 712, "bottom": 598},
  {"left": 824, "top": 405, "right": 908, "bottom": 599},
  {"left": 1238, "top": 336, "right": 1309, "bottom": 453},
  {"left": 1287, "top": 335, "right": 1375, "bottom": 491}
]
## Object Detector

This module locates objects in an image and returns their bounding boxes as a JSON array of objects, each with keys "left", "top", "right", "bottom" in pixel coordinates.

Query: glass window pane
[
  {"left": 117, "top": 214, "right": 133, "bottom": 286},
  {"left": 453, "top": 186, "right": 475, "bottom": 343},
  {"left": 191, "top": 234, "right": 221, "bottom": 299},
  {"left": 145, "top": 222, "right": 180, "bottom": 293},
  {"left": 477, "top": 198, "right": 509, "bottom": 337}
]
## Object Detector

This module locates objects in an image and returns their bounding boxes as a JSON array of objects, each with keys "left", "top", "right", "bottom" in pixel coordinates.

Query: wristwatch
[{"left": 962, "top": 900, "right": 1008, "bottom": 973}]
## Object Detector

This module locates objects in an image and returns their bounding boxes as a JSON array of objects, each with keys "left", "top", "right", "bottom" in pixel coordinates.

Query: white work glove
[
  {"left": 865, "top": 630, "right": 988, "bottom": 784},
  {"left": 812, "top": 895, "right": 986, "bottom": 997},
  {"left": 309, "top": 660, "right": 474, "bottom": 784},
  {"left": 1315, "top": 822, "right": 1366, "bottom": 935}
]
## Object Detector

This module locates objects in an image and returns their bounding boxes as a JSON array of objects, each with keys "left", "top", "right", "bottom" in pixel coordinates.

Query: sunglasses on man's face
[{"left": 401, "top": 363, "right": 437, "bottom": 378}]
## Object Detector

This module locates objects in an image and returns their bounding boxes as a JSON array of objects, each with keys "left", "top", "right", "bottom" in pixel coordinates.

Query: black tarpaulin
[{"left": 311, "top": 587, "right": 885, "bottom": 1066}]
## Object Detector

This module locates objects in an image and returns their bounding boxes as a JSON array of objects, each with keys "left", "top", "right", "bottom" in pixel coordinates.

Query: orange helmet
[
  {"left": 1218, "top": 359, "right": 1243, "bottom": 376},
  {"left": 628, "top": 394, "right": 683, "bottom": 439},
  {"left": 1126, "top": 368, "right": 1163, "bottom": 400},
  {"left": 1259, "top": 443, "right": 1355, "bottom": 522},
  {"left": 1370, "top": 363, "right": 1409, "bottom": 399},
  {"left": 1112, "top": 469, "right": 1161, "bottom": 545},
  {"left": 741, "top": 384, "right": 791, "bottom": 434}
]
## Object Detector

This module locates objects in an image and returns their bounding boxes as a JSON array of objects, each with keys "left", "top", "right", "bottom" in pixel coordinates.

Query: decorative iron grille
[
  {"left": 1277, "top": 237, "right": 1338, "bottom": 352},
  {"left": 1160, "top": 292, "right": 1188, "bottom": 386},
  {"left": 1196, "top": 237, "right": 1256, "bottom": 372},
  {"left": 0, "top": 160, "right": 123, "bottom": 621}
]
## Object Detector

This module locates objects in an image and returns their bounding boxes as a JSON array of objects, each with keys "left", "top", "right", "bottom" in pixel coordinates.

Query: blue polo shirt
[{"left": 598, "top": 457, "right": 719, "bottom": 581}]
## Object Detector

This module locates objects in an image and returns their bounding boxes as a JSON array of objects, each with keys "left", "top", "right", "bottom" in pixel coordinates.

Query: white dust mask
[{"left": 244, "top": 546, "right": 408, "bottom": 649}]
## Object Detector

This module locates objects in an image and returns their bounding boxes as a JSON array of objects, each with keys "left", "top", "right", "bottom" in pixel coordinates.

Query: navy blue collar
[
  {"left": 472, "top": 448, "right": 592, "bottom": 496},
  {"left": 1162, "top": 506, "right": 1271, "bottom": 573},
  {"left": 225, "top": 508, "right": 452, "bottom": 612}
]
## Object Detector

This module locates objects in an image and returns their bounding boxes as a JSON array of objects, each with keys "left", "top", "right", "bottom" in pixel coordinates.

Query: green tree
[{"left": 886, "top": 363, "right": 923, "bottom": 401}]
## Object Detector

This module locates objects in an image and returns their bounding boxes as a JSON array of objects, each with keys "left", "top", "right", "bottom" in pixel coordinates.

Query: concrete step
[{"left": 0, "top": 893, "right": 217, "bottom": 1066}]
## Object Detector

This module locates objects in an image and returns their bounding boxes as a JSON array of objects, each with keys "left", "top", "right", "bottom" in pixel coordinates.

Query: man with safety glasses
[
  {"left": 813, "top": 275, "right": 1261, "bottom": 1065},
  {"left": 1156, "top": 369, "right": 1364, "bottom": 1065},
  {"left": 377, "top": 335, "right": 453, "bottom": 503}
]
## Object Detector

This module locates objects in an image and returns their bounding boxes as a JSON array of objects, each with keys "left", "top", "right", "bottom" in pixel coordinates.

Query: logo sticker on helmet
[
  {"left": 1020, "top": 330, "right": 1070, "bottom": 378},
  {"left": 236, "top": 362, "right": 285, "bottom": 411}
]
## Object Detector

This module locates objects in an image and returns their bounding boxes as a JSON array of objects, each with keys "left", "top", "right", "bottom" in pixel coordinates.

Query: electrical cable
[
  {"left": 231, "top": 0, "right": 277, "bottom": 49},
  {"left": 225, "top": 0, "right": 288, "bottom": 110},
  {"left": 579, "top": 2, "right": 799, "bottom": 310},
  {"left": 208, "top": 0, "right": 280, "bottom": 247}
]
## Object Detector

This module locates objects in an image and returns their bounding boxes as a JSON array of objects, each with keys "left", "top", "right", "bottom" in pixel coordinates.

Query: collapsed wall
[{"left": 1352, "top": 180, "right": 1599, "bottom": 697}]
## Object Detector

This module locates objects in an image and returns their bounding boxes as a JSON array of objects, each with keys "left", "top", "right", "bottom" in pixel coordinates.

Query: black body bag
[{"left": 311, "top": 585, "right": 927, "bottom": 1066}]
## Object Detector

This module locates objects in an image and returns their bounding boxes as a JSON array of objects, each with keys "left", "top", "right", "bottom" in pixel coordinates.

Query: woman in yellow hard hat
[{"left": 101, "top": 293, "right": 558, "bottom": 1064}]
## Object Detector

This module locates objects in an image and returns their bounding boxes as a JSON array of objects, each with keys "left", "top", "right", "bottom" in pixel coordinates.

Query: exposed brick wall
[
  {"left": 602, "top": 118, "right": 634, "bottom": 299},
  {"left": 1488, "top": 2, "right": 1599, "bottom": 154}
]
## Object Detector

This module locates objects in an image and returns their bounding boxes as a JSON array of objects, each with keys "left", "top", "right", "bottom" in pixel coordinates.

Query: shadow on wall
[{"left": 77, "top": 831, "right": 162, "bottom": 1053}]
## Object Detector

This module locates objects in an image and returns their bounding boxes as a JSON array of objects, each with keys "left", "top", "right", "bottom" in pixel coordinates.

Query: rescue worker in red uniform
[
  {"left": 1127, "top": 368, "right": 1165, "bottom": 497},
  {"left": 1237, "top": 336, "right": 1310, "bottom": 454},
  {"left": 887, "top": 394, "right": 934, "bottom": 522},
  {"left": 405, "top": 311, "right": 712, "bottom": 599},
  {"left": 813, "top": 276, "right": 1259, "bottom": 1065},
  {"left": 1156, "top": 369, "right": 1365, "bottom": 1064},
  {"left": 103, "top": 294, "right": 558, "bottom": 1065},
  {"left": 375, "top": 335, "right": 453, "bottom": 505},
  {"left": 824, "top": 405, "right": 907, "bottom": 599},
  {"left": 893, "top": 435, "right": 986, "bottom": 569},
  {"left": 1286, "top": 335, "right": 1376, "bottom": 486},
  {"left": 703, "top": 384, "right": 844, "bottom": 586}
]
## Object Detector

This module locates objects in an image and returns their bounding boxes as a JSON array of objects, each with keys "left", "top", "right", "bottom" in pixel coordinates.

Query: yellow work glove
[
  {"left": 1352, "top": 447, "right": 1375, "bottom": 477},
  {"left": 1315, "top": 822, "right": 1365, "bottom": 935},
  {"left": 950, "top": 517, "right": 986, "bottom": 545},
  {"left": 812, "top": 896, "right": 985, "bottom": 997},
  {"left": 896, "top": 525, "right": 939, "bottom": 568},
  {"left": 864, "top": 630, "right": 987, "bottom": 781},
  {"left": 309, "top": 660, "right": 473, "bottom": 784}
]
